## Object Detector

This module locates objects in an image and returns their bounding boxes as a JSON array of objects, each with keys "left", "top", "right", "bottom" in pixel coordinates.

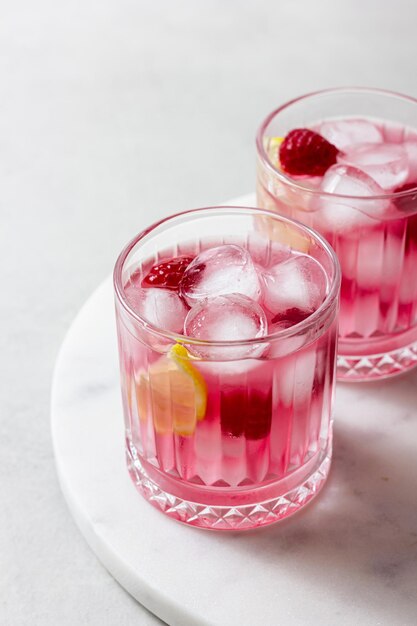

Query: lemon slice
[
  {"left": 269, "top": 136, "right": 284, "bottom": 148},
  {"left": 169, "top": 343, "right": 207, "bottom": 421},
  {"left": 135, "top": 344, "right": 207, "bottom": 437},
  {"left": 265, "top": 136, "right": 284, "bottom": 165}
]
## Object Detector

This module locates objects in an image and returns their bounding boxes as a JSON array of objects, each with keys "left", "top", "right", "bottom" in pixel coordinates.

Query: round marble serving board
[{"left": 51, "top": 195, "right": 417, "bottom": 626}]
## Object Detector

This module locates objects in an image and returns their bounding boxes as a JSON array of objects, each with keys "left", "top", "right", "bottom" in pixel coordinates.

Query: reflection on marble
[{"left": 52, "top": 277, "right": 417, "bottom": 626}]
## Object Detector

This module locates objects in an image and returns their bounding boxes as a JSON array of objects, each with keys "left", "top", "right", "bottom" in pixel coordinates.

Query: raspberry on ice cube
[
  {"left": 180, "top": 244, "right": 261, "bottom": 306},
  {"left": 142, "top": 256, "right": 193, "bottom": 289},
  {"left": 184, "top": 294, "right": 267, "bottom": 360},
  {"left": 279, "top": 128, "right": 338, "bottom": 176}
]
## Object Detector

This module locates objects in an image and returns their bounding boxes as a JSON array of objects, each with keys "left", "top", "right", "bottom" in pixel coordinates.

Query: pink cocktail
[
  {"left": 257, "top": 88, "right": 417, "bottom": 381},
  {"left": 114, "top": 207, "right": 340, "bottom": 530}
]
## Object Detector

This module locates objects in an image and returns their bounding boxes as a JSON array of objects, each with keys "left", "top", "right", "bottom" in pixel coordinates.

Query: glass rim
[
  {"left": 256, "top": 86, "right": 417, "bottom": 202},
  {"left": 113, "top": 206, "right": 341, "bottom": 348}
]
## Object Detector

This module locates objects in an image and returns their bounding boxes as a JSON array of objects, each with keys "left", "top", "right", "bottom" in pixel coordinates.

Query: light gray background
[{"left": 1, "top": 1, "right": 417, "bottom": 624}]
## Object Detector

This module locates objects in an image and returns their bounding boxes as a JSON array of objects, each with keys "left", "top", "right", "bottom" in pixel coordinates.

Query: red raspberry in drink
[
  {"left": 279, "top": 128, "right": 339, "bottom": 176},
  {"left": 142, "top": 256, "right": 194, "bottom": 289}
]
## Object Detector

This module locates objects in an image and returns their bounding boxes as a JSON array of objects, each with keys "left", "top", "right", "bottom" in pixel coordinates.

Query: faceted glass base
[
  {"left": 126, "top": 442, "right": 331, "bottom": 531},
  {"left": 337, "top": 340, "right": 417, "bottom": 382}
]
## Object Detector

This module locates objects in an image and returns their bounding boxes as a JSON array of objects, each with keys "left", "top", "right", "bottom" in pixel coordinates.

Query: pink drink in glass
[
  {"left": 257, "top": 88, "right": 417, "bottom": 381},
  {"left": 114, "top": 207, "right": 340, "bottom": 530}
]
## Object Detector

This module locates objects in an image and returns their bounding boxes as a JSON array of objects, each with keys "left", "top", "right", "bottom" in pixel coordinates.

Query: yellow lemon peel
[
  {"left": 135, "top": 344, "right": 207, "bottom": 437},
  {"left": 269, "top": 136, "right": 284, "bottom": 148}
]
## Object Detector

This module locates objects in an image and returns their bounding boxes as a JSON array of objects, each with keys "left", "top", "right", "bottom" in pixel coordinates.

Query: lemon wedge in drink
[
  {"left": 269, "top": 136, "right": 284, "bottom": 148},
  {"left": 136, "top": 344, "right": 207, "bottom": 437},
  {"left": 265, "top": 136, "right": 284, "bottom": 164},
  {"left": 169, "top": 343, "right": 207, "bottom": 421}
]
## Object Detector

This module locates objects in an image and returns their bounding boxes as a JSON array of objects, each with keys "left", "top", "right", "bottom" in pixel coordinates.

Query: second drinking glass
[{"left": 257, "top": 88, "right": 417, "bottom": 381}]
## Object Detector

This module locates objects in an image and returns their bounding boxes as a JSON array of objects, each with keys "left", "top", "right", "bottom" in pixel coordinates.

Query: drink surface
[
  {"left": 258, "top": 117, "right": 417, "bottom": 356},
  {"left": 116, "top": 237, "right": 336, "bottom": 496}
]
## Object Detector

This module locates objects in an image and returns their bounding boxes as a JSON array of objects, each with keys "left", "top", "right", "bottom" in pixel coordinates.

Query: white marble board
[{"left": 51, "top": 197, "right": 417, "bottom": 626}]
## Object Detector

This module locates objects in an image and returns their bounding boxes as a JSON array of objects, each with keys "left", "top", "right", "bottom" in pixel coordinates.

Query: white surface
[
  {"left": 51, "top": 203, "right": 417, "bottom": 625},
  {"left": 3, "top": 1, "right": 417, "bottom": 624}
]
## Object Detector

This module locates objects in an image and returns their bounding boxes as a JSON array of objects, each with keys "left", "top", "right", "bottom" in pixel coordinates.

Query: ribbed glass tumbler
[
  {"left": 114, "top": 207, "right": 340, "bottom": 530},
  {"left": 257, "top": 88, "right": 417, "bottom": 380}
]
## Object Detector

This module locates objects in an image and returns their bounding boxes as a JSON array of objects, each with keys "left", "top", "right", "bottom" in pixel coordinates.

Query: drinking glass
[
  {"left": 257, "top": 88, "right": 417, "bottom": 381},
  {"left": 114, "top": 206, "right": 340, "bottom": 530}
]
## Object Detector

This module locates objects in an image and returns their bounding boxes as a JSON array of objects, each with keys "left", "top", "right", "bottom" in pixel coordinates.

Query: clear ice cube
[
  {"left": 125, "top": 286, "right": 188, "bottom": 333},
  {"left": 318, "top": 119, "right": 383, "bottom": 151},
  {"left": 180, "top": 244, "right": 261, "bottom": 306},
  {"left": 262, "top": 255, "right": 327, "bottom": 319},
  {"left": 184, "top": 294, "right": 267, "bottom": 360},
  {"left": 338, "top": 143, "right": 409, "bottom": 190},
  {"left": 314, "top": 164, "right": 389, "bottom": 233}
]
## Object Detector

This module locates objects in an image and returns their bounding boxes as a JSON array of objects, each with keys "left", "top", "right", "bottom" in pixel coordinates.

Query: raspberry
[
  {"left": 406, "top": 216, "right": 417, "bottom": 247},
  {"left": 142, "top": 256, "right": 194, "bottom": 290},
  {"left": 279, "top": 128, "right": 339, "bottom": 176},
  {"left": 271, "top": 307, "right": 312, "bottom": 328},
  {"left": 220, "top": 388, "right": 272, "bottom": 440},
  {"left": 393, "top": 182, "right": 417, "bottom": 212}
]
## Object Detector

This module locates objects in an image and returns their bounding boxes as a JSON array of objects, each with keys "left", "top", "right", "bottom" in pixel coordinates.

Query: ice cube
[
  {"left": 404, "top": 141, "right": 417, "bottom": 181},
  {"left": 180, "top": 244, "right": 261, "bottom": 306},
  {"left": 314, "top": 164, "right": 389, "bottom": 233},
  {"left": 125, "top": 286, "right": 188, "bottom": 333},
  {"left": 318, "top": 119, "right": 383, "bottom": 151},
  {"left": 184, "top": 294, "right": 267, "bottom": 360},
  {"left": 262, "top": 255, "right": 327, "bottom": 319},
  {"left": 338, "top": 143, "right": 409, "bottom": 190}
]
